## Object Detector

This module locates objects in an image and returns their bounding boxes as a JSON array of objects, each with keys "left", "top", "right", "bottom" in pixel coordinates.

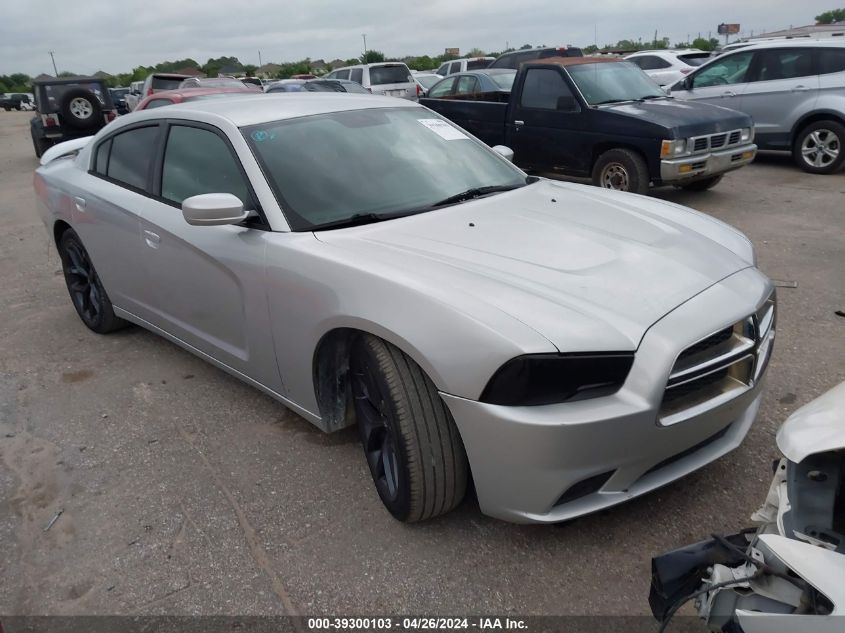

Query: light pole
[
  {"left": 49, "top": 51, "right": 58, "bottom": 76},
  {"left": 362, "top": 33, "right": 367, "bottom": 56}
]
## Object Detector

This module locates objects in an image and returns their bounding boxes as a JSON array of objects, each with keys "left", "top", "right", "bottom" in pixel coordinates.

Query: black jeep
[
  {"left": 30, "top": 76, "right": 117, "bottom": 158},
  {"left": 1, "top": 93, "right": 32, "bottom": 111}
]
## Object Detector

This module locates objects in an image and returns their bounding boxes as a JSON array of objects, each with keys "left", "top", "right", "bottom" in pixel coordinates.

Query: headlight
[
  {"left": 660, "top": 139, "right": 688, "bottom": 158},
  {"left": 740, "top": 127, "right": 754, "bottom": 142},
  {"left": 479, "top": 353, "right": 634, "bottom": 406}
]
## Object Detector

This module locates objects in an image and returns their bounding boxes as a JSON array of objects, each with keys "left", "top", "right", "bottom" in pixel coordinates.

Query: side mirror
[
  {"left": 491, "top": 145, "right": 515, "bottom": 162},
  {"left": 556, "top": 95, "right": 578, "bottom": 112},
  {"left": 674, "top": 77, "right": 692, "bottom": 91},
  {"left": 182, "top": 193, "right": 249, "bottom": 226}
]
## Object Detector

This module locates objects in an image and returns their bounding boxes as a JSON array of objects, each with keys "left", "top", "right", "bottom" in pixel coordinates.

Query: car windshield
[
  {"left": 152, "top": 76, "right": 185, "bottom": 91},
  {"left": 678, "top": 53, "right": 710, "bottom": 66},
  {"left": 111, "top": 88, "right": 129, "bottom": 97},
  {"left": 243, "top": 107, "right": 527, "bottom": 231},
  {"left": 490, "top": 71, "right": 517, "bottom": 90},
  {"left": 566, "top": 62, "right": 665, "bottom": 105}
]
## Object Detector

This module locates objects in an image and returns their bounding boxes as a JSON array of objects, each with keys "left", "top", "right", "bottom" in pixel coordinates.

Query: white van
[{"left": 324, "top": 62, "right": 416, "bottom": 98}]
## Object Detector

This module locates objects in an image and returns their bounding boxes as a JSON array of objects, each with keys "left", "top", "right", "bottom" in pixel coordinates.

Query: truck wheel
[
  {"left": 677, "top": 175, "right": 723, "bottom": 191},
  {"left": 59, "top": 88, "right": 103, "bottom": 130},
  {"left": 592, "top": 149, "right": 650, "bottom": 195},
  {"left": 794, "top": 120, "right": 845, "bottom": 174},
  {"left": 350, "top": 334, "right": 468, "bottom": 522}
]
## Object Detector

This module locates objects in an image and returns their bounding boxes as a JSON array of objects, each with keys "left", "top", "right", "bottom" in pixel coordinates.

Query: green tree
[
  {"left": 692, "top": 37, "right": 720, "bottom": 51},
  {"left": 816, "top": 8, "right": 845, "bottom": 23},
  {"left": 582, "top": 45, "right": 599, "bottom": 54},
  {"left": 406, "top": 55, "right": 434, "bottom": 71},
  {"left": 519, "top": 43, "right": 533, "bottom": 50},
  {"left": 344, "top": 57, "right": 360, "bottom": 66},
  {"left": 243, "top": 64, "right": 258, "bottom": 77},
  {"left": 361, "top": 50, "right": 386, "bottom": 63},
  {"left": 466, "top": 47, "right": 486, "bottom": 57}
]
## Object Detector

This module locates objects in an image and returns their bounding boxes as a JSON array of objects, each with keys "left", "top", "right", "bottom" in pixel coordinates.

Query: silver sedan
[{"left": 34, "top": 93, "right": 775, "bottom": 523}]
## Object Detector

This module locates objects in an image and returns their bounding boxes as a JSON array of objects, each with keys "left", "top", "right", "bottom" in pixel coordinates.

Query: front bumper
[
  {"left": 442, "top": 267, "right": 774, "bottom": 523},
  {"left": 660, "top": 143, "right": 757, "bottom": 184}
]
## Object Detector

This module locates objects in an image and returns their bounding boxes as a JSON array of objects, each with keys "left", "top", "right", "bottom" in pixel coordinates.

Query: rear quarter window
[
  {"left": 467, "top": 60, "right": 491, "bottom": 70},
  {"left": 350, "top": 68, "right": 363, "bottom": 84},
  {"left": 818, "top": 48, "right": 845, "bottom": 74},
  {"left": 369, "top": 65, "right": 411, "bottom": 85}
]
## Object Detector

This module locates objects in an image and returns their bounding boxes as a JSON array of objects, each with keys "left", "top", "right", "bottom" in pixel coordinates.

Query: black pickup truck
[{"left": 420, "top": 58, "right": 758, "bottom": 194}]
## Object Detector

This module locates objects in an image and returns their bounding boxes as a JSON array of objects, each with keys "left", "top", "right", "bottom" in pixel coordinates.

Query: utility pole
[
  {"left": 362, "top": 33, "right": 367, "bottom": 56},
  {"left": 49, "top": 51, "right": 58, "bottom": 76},
  {"left": 258, "top": 50, "right": 262, "bottom": 67}
]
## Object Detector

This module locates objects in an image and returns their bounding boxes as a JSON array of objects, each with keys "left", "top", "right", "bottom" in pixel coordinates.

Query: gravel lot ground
[{"left": 1, "top": 109, "right": 843, "bottom": 619}]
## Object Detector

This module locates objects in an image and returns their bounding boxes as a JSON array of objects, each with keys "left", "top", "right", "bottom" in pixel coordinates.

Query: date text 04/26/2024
[{"left": 307, "top": 618, "right": 527, "bottom": 630}]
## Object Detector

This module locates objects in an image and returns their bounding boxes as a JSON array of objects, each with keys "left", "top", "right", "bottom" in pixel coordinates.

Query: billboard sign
[{"left": 718, "top": 23, "right": 741, "bottom": 35}]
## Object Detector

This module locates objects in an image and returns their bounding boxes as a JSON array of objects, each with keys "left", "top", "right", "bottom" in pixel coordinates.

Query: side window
[
  {"left": 350, "top": 68, "right": 363, "bottom": 84},
  {"left": 107, "top": 126, "right": 159, "bottom": 191},
  {"left": 94, "top": 138, "right": 111, "bottom": 175},
  {"left": 651, "top": 57, "right": 672, "bottom": 69},
  {"left": 427, "top": 76, "right": 456, "bottom": 98},
  {"left": 628, "top": 57, "right": 648, "bottom": 69},
  {"left": 520, "top": 68, "right": 574, "bottom": 110},
  {"left": 455, "top": 76, "right": 479, "bottom": 95},
  {"left": 819, "top": 48, "right": 845, "bottom": 74},
  {"left": 437, "top": 64, "right": 450, "bottom": 76},
  {"left": 143, "top": 98, "right": 173, "bottom": 109},
  {"left": 161, "top": 125, "right": 252, "bottom": 208},
  {"left": 336, "top": 69, "right": 351, "bottom": 80},
  {"left": 325, "top": 71, "right": 337, "bottom": 79},
  {"left": 752, "top": 49, "right": 815, "bottom": 82},
  {"left": 449, "top": 62, "right": 461, "bottom": 74},
  {"left": 692, "top": 51, "right": 754, "bottom": 88}
]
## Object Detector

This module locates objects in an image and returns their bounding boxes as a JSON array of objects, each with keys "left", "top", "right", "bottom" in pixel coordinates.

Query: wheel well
[
  {"left": 53, "top": 219, "right": 72, "bottom": 248},
  {"left": 312, "top": 328, "right": 361, "bottom": 432},
  {"left": 791, "top": 112, "right": 845, "bottom": 145},
  {"left": 590, "top": 143, "right": 648, "bottom": 173}
]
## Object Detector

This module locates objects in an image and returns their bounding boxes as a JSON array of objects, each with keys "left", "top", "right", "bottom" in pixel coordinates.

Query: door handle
[
  {"left": 143, "top": 230, "right": 161, "bottom": 249},
  {"left": 791, "top": 85, "right": 808, "bottom": 92},
  {"left": 721, "top": 90, "right": 736, "bottom": 97},
  {"left": 73, "top": 196, "right": 86, "bottom": 212},
  {"left": 514, "top": 120, "right": 524, "bottom": 126}
]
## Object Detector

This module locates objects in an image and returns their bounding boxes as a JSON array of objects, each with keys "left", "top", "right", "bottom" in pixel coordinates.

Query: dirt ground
[{"left": 1, "top": 109, "right": 843, "bottom": 618}]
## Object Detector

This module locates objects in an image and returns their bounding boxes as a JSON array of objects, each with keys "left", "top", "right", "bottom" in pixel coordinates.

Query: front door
[
  {"left": 508, "top": 67, "right": 582, "bottom": 172},
  {"left": 672, "top": 50, "right": 755, "bottom": 109},
  {"left": 137, "top": 122, "right": 281, "bottom": 391}
]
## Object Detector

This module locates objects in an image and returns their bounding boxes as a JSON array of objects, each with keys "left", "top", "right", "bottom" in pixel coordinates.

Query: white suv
[
  {"left": 324, "top": 62, "right": 416, "bottom": 99},
  {"left": 625, "top": 50, "right": 711, "bottom": 86},
  {"left": 435, "top": 57, "right": 495, "bottom": 76}
]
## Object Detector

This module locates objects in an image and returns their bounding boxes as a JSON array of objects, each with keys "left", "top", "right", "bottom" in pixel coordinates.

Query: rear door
[
  {"left": 507, "top": 67, "right": 583, "bottom": 171},
  {"left": 671, "top": 50, "right": 755, "bottom": 108},
  {"left": 367, "top": 64, "right": 415, "bottom": 98},
  {"left": 737, "top": 47, "right": 819, "bottom": 145}
]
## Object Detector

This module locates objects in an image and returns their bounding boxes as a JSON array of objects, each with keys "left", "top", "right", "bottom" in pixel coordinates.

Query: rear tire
[
  {"left": 58, "top": 229, "right": 128, "bottom": 334},
  {"left": 592, "top": 148, "right": 650, "bottom": 195},
  {"left": 793, "top": 120, "right": 845, "bottom": 174},
  {"left": 59, "top": 88, "right": 103, "bottom": 131},
  {"left": 677, "top": 175, "right": 723, "bottom": 191},
  {"left": 350, "top": 334, "right": 468, "bottom": 522}
]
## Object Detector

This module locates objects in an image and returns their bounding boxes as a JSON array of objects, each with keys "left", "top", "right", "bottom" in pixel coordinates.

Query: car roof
[
  {"left": 127, "top": 93, "right": 420, "bottom": 127},
  {"left": 149, "top": 72, "right": 193, "bottom": 78},
  {"left": 628, "top": 49, "right": 706, "bottom": 56},
  {"left": 142, "top": 87, "right": 257, "bottom": 101},
  {"left": 529, "top": 56, "right": 621, "bottom": 67},
  {"left": 730, "top": 39, "right": 845, "bottom": 50}
]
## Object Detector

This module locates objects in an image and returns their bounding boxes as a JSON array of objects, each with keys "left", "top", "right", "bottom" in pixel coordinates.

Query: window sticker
[
  {"left": 417, "top": 118, "right": 468, "bottom": 140},
  {"left": 251, "top": 130, "right": 276, "bottom": 142}
]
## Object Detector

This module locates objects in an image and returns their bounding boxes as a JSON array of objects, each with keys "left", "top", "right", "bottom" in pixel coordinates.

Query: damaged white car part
[{"left": 650, "top": 381, "right": 845, "bottom": 632}]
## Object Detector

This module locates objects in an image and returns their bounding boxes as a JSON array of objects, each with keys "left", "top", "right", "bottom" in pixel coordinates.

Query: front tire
[
  {"left": 592, "top": 148, "right": 650, "bottom": 195},
  {"left": 350, "top": 335, "right": 468, "bottom": 522},
  {"left": 58, "top": 229, "right": 128, "bottom": 334},
  {"left": 793, "top": 120, "right": 845, "bottom": 174},
  {"left": 677, "top": 175, "right": 723, "bottom": 191}
]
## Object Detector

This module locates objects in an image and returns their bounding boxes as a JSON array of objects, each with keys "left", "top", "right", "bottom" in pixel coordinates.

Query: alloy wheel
[
  {"left": 69, "top": 97, "right": 93, "bottom": 119},
  {"left": 801, "top": 129, "right": 840, "bottom": 169},
  {"left": 352, "top": 362, "right": 401, "bottom": 502},
  {"left": 63, "top": 241, "right": 102, "bottom": 325}
]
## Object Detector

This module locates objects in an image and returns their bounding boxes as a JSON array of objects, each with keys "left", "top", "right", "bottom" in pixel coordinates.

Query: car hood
[
  {"left": 602, "top": 98, "right": 753, "bottom": 137},
  {"left": 777, "top": 381, "right": 845, "bottom": 463},
  {"left": 317, "top": 180, "right": 753, "bottom": 352}
]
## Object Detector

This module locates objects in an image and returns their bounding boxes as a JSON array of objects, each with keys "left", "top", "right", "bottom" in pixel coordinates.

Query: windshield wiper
[
  {"left": 638, "top": 94, "right": 671, "bottom": 101},
  {"left": 429, "top": 184, "right": 525, "bottom": 209},
  {"left": 310, "top": 212, "right": 394, "bottom": 231},
  {"left": 593, "top": 98, "right": 635, "bottom": 105}
]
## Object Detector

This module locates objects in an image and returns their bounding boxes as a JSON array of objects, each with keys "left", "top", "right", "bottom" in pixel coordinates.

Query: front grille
[
  {"left": 660, "top": 292, "right": 776, "bottom": 424},
  {"left": 689, "top": 129, "right": 746, "bottom": 155}
]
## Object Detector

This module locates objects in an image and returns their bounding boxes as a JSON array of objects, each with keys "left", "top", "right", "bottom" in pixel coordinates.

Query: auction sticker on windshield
[{"left": 418, "top": 118, "right": 468, "bottom": 140}]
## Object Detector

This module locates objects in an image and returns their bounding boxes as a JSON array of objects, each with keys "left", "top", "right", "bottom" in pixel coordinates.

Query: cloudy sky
[{"left": 0, "top": 0, "right": 836, "bottom": 76}]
